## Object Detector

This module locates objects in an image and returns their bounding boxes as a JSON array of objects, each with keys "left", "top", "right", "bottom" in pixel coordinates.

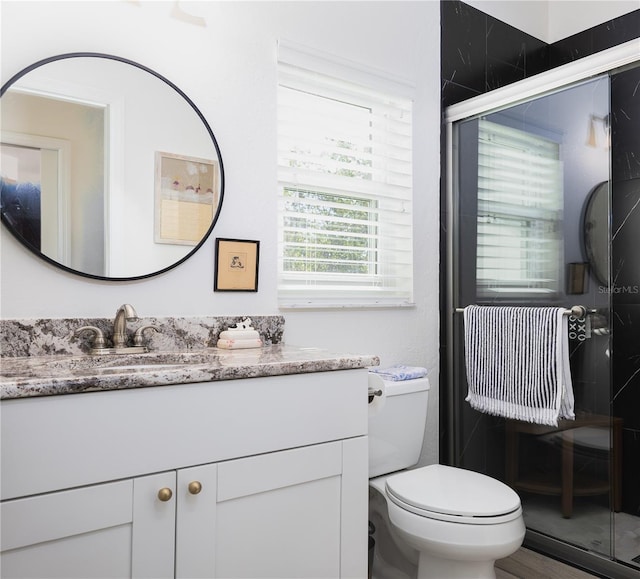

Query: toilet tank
[{"left": 368, "top": 374, "right": 430, "bottom": 478}]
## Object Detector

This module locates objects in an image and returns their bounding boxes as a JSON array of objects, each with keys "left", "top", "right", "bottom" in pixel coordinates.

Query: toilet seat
[{"left": 385, "top": 464, "right": 522, "bottom": 525}]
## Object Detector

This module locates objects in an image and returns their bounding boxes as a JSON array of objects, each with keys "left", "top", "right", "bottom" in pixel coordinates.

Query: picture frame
[
  {"left": 214, "top": 238, "right": 260, "bottom": 292},
  {"left": 154, "top": 151, "right": 220, "bottom": 246}
]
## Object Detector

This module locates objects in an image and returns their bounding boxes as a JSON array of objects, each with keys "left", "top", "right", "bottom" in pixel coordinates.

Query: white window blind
[
  {"left": 476, "top": 119, "right": 563, "bottom": 298},
  {"left": 277, "top": 42, "right": 414, "bottom": 308}
]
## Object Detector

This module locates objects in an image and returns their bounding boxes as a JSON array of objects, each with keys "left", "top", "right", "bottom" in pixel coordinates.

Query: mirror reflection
[
  {"left": 0, "top": 53, "right": 224, "bottom": 280},
  {"left": 583, "top": 181, "right": 609, "bottom": 286}
]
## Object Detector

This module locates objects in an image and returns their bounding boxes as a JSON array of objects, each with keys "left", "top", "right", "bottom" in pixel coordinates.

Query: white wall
[
  {"left": 465, "top": 0, "right": 549, "bottom": 41},
  {"left": 0, "top": 1, "right": 441, "bottom": 464},
  {"left": 547, "top": 0, "right": 640, "bottom": 43},
  {"left": 467, "top": 0, "right": 639, "bottom": 43}
]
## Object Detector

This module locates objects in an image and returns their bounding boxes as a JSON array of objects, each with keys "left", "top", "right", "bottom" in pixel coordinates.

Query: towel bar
[{"left": 453, "top": 305, "right": 592, "bottom": 318}]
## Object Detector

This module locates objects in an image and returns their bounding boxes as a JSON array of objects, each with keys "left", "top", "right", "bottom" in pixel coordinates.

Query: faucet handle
[
  {"left": 133, "top": 325, "right": 159, "bottom": 347},
  {"left": 74, "top": 326, "right": 108, "bottom": 353}
]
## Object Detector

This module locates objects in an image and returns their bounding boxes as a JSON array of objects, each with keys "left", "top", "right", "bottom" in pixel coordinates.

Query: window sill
[{"left": 278, "top": 301, "right": 416, "bottom": 311}]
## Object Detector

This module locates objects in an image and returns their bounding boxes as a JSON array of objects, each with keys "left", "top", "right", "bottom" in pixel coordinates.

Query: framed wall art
[
  {"left": 154, "top": 151, "right": 220, "bottom": 245},
  {"left": 214, "top": 238, "right": 260, "bottom": 291}
]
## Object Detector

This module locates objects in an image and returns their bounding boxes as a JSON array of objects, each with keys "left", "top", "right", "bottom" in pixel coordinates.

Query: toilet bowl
[
  {"left": 370, "top": 465, "right": 525, "bottom": 579},
  {"left": 368, "top": 373, "right": 525, "bottom": 579}
]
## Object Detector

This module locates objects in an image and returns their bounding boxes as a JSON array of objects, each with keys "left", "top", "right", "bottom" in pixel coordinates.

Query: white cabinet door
[
  {"left": 216, "top": 441, "right": 343, "bottom": 579},
  {"left": 131, "top": 471, "right": 177, "bottom": 578},
  {"left": 339, "top": 436, "right": 369, "bottom": 579},
  {"left": 0, "top": 472, "right": 176, "bottom": 579},
  {"left": 175, "top": 439, "right": 367, "bottom": 579},
  {"left": 175, "top": 463, "right": 218, "bottom": 578}
]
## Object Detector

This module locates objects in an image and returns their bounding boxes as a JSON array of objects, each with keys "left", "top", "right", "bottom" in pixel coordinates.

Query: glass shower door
[{"left": 450, "top": 74, "right": 624, "bottom": 564}]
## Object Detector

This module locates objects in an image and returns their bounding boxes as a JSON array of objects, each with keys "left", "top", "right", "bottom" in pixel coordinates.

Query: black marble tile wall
[
  {"left": 550, "top": 10, "right": 640, "bottom": 68},
  {"left": 612, "top": 306, "right": 640, "bottom": 426},
  {"left": 621, "top": 428, "right": 640, "bottom": 516},
  {"left": 613, "top": 303, "right": 640, "bottom": 514},
  {"left": 441, "top": 2, "right": 640, "bottom": 108},
  {"left": 441, "top": 0, "right": 548, "bottom": 108},
  {"left": 611, "top": 65, "right": 640, "bottom": 515},
  {"left": 611, "top": 67, "right": 640, "bottom": 184},
  {"left": 611, "top": 178, "right": 640, "bottom": 305}
]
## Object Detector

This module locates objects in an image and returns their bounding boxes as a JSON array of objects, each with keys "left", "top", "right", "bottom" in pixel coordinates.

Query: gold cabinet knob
[
  {"left": 157, "top": 487, "right": 173, "bottom": 502},
  {"left": 188, "top": 481, "right": 202, "bottom": 495}
]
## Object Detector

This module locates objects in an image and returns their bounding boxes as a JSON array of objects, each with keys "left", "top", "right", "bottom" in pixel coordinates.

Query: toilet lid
[{"left": 385, "top": 464, "right": 521, "bottom": 518}]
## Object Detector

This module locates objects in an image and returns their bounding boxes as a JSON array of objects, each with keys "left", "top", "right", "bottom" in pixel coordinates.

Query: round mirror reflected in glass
[
  {"left": 583, "top": 181, "right": 609, "bottom": 286},
  {"left": 0, "top": 53, "right": 224, "bottom": 280}
]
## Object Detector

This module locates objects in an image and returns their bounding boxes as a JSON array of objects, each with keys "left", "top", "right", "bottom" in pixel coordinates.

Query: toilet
[{"left": 368, "top": 373, "right": 525, "bottom": 579}]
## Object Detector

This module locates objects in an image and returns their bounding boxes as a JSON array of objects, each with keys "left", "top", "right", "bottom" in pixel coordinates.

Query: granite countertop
[{"left": 0, "top": 345, "right": 380, "bottom": 400}]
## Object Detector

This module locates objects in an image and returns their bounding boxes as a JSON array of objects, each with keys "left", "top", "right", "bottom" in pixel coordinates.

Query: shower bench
[{"left": 505, "top": 413, "right": 622, "bottom": 518}]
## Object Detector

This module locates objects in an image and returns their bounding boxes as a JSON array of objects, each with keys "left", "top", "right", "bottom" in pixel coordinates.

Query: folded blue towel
[{"left": 369, "top": 365, "right": 428, "bottom": 381}]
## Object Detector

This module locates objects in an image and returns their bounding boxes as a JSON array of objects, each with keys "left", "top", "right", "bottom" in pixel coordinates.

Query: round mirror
[
  {"left": 583, "top": 181, "right": 609, "bottom": 286},
  {"left": 1, "top": 53, "right": 224, "bottom": 280}
]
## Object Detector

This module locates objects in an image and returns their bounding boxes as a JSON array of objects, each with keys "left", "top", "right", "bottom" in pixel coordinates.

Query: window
[
  {"left": 476, "top": 119, "right": 563, "bottom": 298},
  {"left": 277, "top": 42, "right": 414, "bottom": 307}
]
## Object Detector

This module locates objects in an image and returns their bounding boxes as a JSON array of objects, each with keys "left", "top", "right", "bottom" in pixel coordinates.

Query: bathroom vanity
[{"left": 0, "top": 332, "right": 377, "bottom": 579}]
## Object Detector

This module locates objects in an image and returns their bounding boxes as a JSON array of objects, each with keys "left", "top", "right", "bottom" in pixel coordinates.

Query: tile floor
[{"left": 522, "top": 495, "right": 640, "bottom": 570}]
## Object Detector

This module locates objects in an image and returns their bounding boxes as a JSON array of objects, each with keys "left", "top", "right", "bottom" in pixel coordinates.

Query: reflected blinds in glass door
[{"left": 476, "top": 119, "right": 563, "bottom": 299}]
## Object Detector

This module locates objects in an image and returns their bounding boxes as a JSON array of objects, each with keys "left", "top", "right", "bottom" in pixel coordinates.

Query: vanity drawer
[{"left": 0, "top": 369, "right": 367, "bottom": 500}]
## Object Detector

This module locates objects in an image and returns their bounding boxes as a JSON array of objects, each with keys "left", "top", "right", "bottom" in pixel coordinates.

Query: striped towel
[{"left": 463, "top": 306, "right": 575, "bottom": 427}]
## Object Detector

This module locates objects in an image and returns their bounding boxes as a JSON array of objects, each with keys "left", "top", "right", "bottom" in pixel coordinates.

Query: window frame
[{"left": 276, "top": 41, "right": 415, "bottom": 309}]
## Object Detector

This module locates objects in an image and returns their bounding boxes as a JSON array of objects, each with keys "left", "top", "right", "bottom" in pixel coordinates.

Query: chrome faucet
[
  {"left": 74, "top": 304, "right": 156, "bottom": 355},
  {"left": 113, "top": 304, "right": 138, "bottom": 349}
]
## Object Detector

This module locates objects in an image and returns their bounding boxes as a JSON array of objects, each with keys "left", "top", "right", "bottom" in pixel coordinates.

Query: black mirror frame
[{"left": 582, "top": 181, "right": 609, "bottom": 287}]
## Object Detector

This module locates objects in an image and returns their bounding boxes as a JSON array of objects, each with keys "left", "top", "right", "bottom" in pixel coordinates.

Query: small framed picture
[{"left": 214, "top": 238, "right": 260, "bottom": 292}]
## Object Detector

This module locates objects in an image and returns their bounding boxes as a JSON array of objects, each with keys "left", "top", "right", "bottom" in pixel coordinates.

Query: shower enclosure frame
[{"left": 444, "top": 39, "right": 640, "bottom": 578}]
